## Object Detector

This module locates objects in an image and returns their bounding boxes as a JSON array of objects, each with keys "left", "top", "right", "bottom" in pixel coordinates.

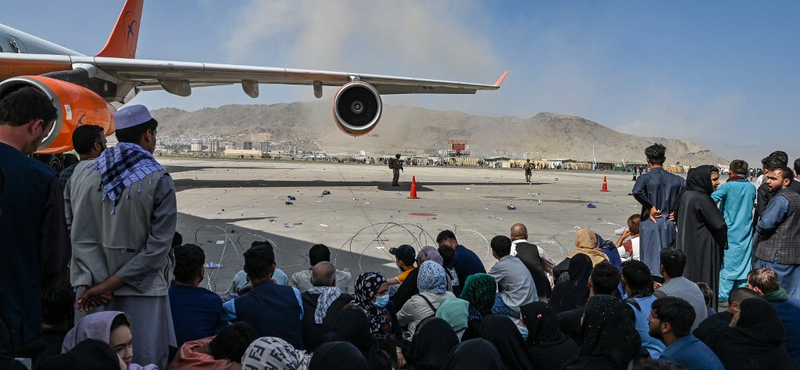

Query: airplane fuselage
[{"left": 0, "top": 24, "right": 83, "bottom": 56}]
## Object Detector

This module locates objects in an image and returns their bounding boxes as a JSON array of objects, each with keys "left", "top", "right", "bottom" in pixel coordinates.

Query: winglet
[
  {"left": 96, "top": 0, "right": 144, "bottom": 58},
  {"left": 493, "top": 71, "right": 509, "bottom": 87}
]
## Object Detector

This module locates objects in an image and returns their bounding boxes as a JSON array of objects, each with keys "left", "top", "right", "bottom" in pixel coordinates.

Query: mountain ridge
[{"left": 151, "top": 102, "right": 727, "bottom": 166}]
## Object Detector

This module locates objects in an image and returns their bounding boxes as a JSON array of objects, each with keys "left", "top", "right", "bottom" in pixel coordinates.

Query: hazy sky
[{"left": 4, "top": 1, "right": 800, "bottom": 165}]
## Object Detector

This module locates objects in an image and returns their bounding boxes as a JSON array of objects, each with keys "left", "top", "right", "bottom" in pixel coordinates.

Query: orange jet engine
[{"left": 0, "top": 75, "right": 116, "bottom": 154}]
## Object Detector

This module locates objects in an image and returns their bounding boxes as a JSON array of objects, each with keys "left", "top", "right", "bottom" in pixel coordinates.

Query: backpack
[{"left": 387, "top": 158, "right": 395, "bottom": 169}]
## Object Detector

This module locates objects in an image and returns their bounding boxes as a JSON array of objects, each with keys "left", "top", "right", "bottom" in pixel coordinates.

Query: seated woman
[
  {"left": 397, "top": 261, "right": 456, "bottom": 338},
  {"left": 706, "top": 298, "right": 794, "bottom": 370},
  {"left": 561, "top": 295, "right": 641, "bottom": 370},
  {"left": 440, "top": 339, "right": 506, "bottom": 370},
  {"left": 519, "top": 302, "right": 579, "bottom": 370},
  {"left": 553, "top": 230, "right": 610, "bottom": 284},
  {"left": 61, "top": 311, "right": 157, "bottom": 370},
  {"left": 548, "top": 254, "right": 592, "bottom": 314},
  {"left": 458, "top": 273, "right": 496, "bottom": 340},
  {"left": 168, "top": 322, "right": 259, "bottom": 370},
  {"left": 326, "top": 309, "right": 391, "bottom": 370},
  {"left": 38, "top": 339, "right": 125, "bottom": 370},
  {"left": 352, "top": 272, "right": 405, "bottom": 367},
  {"left": 479, "top": 315, "right": 537, "bottom": 370},
  {"left": 310, "top": 342, "right": 369, "bottom": 370},
  {"left": 409, "top": 317, "right": 459, "bottom": 370},
  {"left": 240, "top": 337, "right": 309, "bottom": 370},
  {"left": 569, "top": 229, "right": 609, "bottom": 267}
]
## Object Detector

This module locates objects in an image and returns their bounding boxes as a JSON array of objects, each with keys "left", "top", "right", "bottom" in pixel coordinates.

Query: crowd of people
[{"left": 2, "top": 88, "right": 800, "bottom": 370}]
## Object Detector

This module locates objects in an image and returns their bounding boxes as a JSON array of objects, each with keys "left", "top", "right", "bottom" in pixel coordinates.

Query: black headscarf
[
  {"left": 310, "top": 341, "right": 370, "bottom": 370},
  {"left": 712, "top": 298, "right": 792, "bottom": 370},
  {"left": 331, "top": 309, "right": 373, "bottom": 351},
  {"left": 441, "top": 339, "right": 506, "bottom": 370},
  {"left": 479, "top": 315, "right": 536, "bottom": 370},
  {"left": 410, "top": 318, "right": 460, "bottom": 370},
  {"left": 673, "top": 165, "right": 717, "bottom": 222},
  {"left": 37, "top": 339, "right": 121, "bottom": 370},
  {"left": 520, "top": 302, "right": 566, "bottom": 346},
  {"left": 521, "top": 302, "right": 580, "bottom": 370},
  {"left": 549, "top": 253, "right": 592, "bottom": 313},
  {"left": 578, "top": 295, "right": 641, "bottom": 368},
  {"left": 330, "top": 309, "right": 386, "bottom": 370}
]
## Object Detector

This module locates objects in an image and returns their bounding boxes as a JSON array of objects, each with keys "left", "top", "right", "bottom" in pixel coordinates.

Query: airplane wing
[{"left": 0, "top": 53, "right": 506, "bottom": 97}]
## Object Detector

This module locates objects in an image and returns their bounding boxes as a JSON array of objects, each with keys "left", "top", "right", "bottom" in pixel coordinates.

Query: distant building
[
  {"left": 190, "top": 140, "right": 202, "bottom": 152},
  {"left": 210, "top": 140, "right": 220, "bottom": 152},
  {"left": 243, "top": 141, "right": 253, "bottom": 150},
  {"left": 260, "top": 142, "right": 270, "bottom": 152},
  {"left": 223, "top": 149, "right": 262, "bottom": 158}
]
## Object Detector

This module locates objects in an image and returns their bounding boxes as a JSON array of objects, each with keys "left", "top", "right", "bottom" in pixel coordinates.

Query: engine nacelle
[
  {"left": 332, "top": 81, "right": 382, "bottom": 136},
  {"left": 0, "top": 76, "right": 116, "bottom": 154}
]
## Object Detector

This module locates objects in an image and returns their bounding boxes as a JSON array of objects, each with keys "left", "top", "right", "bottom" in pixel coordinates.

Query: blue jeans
[{"left": 492, "top": 292, "right": 519, "bottom": 318}]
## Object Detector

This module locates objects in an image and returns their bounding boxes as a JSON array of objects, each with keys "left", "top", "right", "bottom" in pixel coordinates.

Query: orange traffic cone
[
  {"left": 601, "top": 176, "right": 610, "bottom": 192},
  {"left": 408, "top": 176, "right": 420, "bottom": 199}
]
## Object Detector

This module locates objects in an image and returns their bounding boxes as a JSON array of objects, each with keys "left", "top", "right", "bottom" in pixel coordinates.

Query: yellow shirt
[{"left": 395, "top": 268, "right": 413, "bottom": 283}]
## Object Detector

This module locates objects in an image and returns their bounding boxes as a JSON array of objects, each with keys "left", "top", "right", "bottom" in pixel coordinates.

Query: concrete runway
[{"left": 165, "top": 158, "right": 646, "bottom": 293}]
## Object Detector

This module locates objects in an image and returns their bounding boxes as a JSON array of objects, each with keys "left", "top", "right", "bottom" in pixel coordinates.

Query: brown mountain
[{"left": 151, "top": 102, "right": 727, "bottom": 166}]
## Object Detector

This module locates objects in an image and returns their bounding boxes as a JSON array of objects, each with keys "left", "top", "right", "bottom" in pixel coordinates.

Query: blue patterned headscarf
[{"left": 417, "top": 261, "right": 447, "bottom": 295}]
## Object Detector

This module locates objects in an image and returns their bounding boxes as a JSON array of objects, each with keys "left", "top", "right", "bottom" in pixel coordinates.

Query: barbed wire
[{"left": 190, "top": 216, "right": 627, "bottom": 292}]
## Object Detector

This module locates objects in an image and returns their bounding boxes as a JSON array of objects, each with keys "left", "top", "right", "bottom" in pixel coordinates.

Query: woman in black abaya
[
  {"left": 441, "top": 339, "right": 506, "bottom": 370},
  {"left": 561, "top": 295, "right": 641, "bottom": 370},
  {"left": 673, "top": 165, "right": 727, "bottom": 310},
  {"left": 548, "top": 253, "right": 593, "bottom": 313},
  {"left": 479, "top": 315, "right": 536, "bottom": 370},
  {"left": 519, "top": 302, "right": 579, "bottom": 370},
  {"left": 409, "top": 318, "right": 459, "bottom": 370},
  {"left": 708, "top": 298, "right": 795, "bottom": 370},
  {"left": 328, "top": 309, "right": 391, "bottom": 370}
]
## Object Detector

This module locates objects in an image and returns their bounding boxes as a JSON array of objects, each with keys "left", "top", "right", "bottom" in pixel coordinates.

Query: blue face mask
[
  {"left": 374, "top": 294, "right": 390, "bottom": 308},
  {"left": 517, "top": 324, "right": 529, "bottom": 340}
]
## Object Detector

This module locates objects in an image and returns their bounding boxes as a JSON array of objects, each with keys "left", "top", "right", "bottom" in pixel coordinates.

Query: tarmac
[{"left": 165, "top": 158, "right": 648, "bottom": 293}]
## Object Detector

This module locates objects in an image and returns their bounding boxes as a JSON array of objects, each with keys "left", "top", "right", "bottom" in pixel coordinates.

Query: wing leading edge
[{"left": 0, "top": 53, "right": 506, "bottom": 98}]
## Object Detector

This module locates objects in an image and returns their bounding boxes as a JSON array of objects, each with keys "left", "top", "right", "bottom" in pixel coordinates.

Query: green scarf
[{"left": 763, "top": 288, "right": 789, "bottom": 303}]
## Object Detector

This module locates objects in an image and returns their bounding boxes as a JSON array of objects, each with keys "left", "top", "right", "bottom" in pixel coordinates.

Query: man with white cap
[{"left": 65, "top": 104, "right": 177, "bottom": 369}]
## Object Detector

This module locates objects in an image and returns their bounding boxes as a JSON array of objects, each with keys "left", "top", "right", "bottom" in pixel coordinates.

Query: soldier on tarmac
[
  {"left": 389, "top": 153, "right": 403, "bottom": 186},
  {"left": 523, "top": 159, "right": 533, "bottom": 183}
]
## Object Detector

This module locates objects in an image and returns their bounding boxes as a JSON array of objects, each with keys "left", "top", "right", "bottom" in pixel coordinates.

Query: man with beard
[
  {"left": 0, "top": 87, "right": 71, "bottom": 359},
  {"left": 66, "top": 105, "right": 177, "bottom": 368},
  {"left": 673, "top": 165, "right": 728, "bottom": 310},
  {"left": 754, "top": 167, "right": 800, "bottom": 300},
  {"left": 648, "top": 297, "right": 724, "bottom": 370},
  {"left": 632, "top": 143, "right": 685, "bottom": 280},
  {"left": 754, "top": 154, "right": 790, "bottom": 260}
]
